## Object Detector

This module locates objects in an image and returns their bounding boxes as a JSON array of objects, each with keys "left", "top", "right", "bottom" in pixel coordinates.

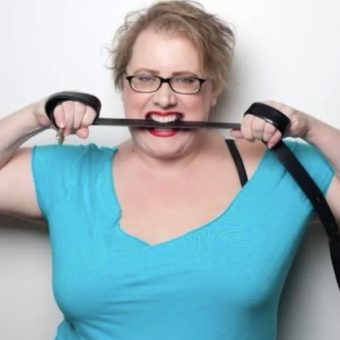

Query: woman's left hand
[{"left": 231, "top": 101, "right": 313, "bottom": 148}]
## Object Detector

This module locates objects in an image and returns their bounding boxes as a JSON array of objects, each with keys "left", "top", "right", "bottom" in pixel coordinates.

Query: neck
[{"left": 123, "top": 132, "right": 218, "bottom": 174}]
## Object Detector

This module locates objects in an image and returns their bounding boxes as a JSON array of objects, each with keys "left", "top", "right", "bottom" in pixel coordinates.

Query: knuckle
[
  {"left": 62, "top": 100, "right": 74, "bottom": 111},
  {"left": 264, "top": 122, "right": 276, "bottom": 134},
  {"left": 86, "top": 107, "right": 97, "bottom": 119},
  {"left": 53, "top": 104, "right": 63, "bottom": 116},
  {"left": 252, "top": 119, "right": 265, "bottom": 133},
  {"left": 74, "top": 101, "right": 86, "bottom": 114}
]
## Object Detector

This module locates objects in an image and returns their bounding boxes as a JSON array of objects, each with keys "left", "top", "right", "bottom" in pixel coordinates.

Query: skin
[
  {"left": 121, "top": 29, "right": 219, "bottom": 162},
  {"left": 0, "top": 29, "right": 340, "bottom": 245}
]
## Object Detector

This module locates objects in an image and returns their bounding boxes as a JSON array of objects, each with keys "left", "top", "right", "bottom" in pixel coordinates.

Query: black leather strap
[
  {"left": 272, "top": 140, "right": 340, "bottom": 288},
  {"left": 44, "top": 91, "right": 241, "bottom": 130},
  {"left": 227, "top": 137, "right": 340, "bottom": 289},
  {"left": 244, "top": 101, "right": 340, "bottom": 290},
  {"left": 45, "top": 91, "right": 101, "bottom": 127},
  {"left": 245, "top": 102, "right": 290, "bottom": 135},
  {"left": 273, "top": 141, "right": 339, "bottom": 240}
]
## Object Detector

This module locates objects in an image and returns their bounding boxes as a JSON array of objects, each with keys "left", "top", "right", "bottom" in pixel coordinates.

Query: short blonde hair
[{"left": 110, "top": 0, "right": 235, "bottom": 93}]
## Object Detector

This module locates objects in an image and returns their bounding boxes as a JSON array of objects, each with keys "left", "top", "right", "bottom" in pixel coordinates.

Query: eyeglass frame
[{"left": 125, "top": 74, "right": 207, "bottom": 94}]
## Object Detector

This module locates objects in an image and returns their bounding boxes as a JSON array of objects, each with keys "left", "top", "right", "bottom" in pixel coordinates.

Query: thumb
[
  {"left": 76, "top": 127, "right": 90, "bottom": 139},
  {"left": 230, "top": 129, "right": 244, "bottom": 139}
]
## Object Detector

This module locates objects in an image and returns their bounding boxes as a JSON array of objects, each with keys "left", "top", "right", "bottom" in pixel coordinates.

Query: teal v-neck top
[{"left": 32, "top": 140, "right": 333, "bottom": 340}]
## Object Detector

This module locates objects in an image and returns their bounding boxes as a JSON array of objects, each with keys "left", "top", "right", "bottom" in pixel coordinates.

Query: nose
[{"left": 152, "top": 82, "right": 177, "bottom": 108}]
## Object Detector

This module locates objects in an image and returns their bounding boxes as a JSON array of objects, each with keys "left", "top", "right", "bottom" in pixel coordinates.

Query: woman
[{"left": 0, "top": 1, "right": 339, "bottom": 339}]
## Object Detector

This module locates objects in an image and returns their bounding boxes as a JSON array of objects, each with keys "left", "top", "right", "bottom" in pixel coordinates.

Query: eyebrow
[{"left": 130, "top": 69, "right": 201, "bottom": 77}]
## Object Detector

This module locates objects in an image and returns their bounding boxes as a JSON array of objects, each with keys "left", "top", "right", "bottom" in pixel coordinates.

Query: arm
[
  {"left": 0, "top": 102, "right": 46, "bottom": 218},
  {"left": 0, "top": 98, "right": 96, "bottom": 219},
  {"left": 231, "top": 101, "right": 340, "bottom": 222},
  {"left": 300, "top": 115, "right": 340, "bottom": 221}
]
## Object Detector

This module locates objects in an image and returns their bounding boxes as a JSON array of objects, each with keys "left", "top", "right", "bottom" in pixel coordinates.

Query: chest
[
  {"left": 51, "top": 197, "right": 302, "bottom": 325},
  {"left": 49, "top": 155, "right": 312, "bottom": 326},
  {"left": 113, "top": 157, "right": 242, "bottom": 245}
]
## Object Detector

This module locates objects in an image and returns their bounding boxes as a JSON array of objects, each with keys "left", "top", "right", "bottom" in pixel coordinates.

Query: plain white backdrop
[{"left": 0, "top": 0, "right": 340, "bottom": 339}]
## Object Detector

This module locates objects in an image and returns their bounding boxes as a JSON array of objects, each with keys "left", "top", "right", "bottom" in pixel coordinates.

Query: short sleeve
[
  {"left": 284, "top": 139, "right": 335, "bottom": 194},
  {"left": 31, "top": 144, "right": 114, "bottom": 219}
]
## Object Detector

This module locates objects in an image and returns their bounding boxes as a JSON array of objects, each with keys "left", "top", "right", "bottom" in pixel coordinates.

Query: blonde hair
[{"left": 110, "top": 0, "right": 235, "bottom": 93}]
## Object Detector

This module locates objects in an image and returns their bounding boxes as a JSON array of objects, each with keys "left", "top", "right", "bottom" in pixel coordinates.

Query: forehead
[{"left": 127, "top": 29, "right": 203, "bottom": 75}]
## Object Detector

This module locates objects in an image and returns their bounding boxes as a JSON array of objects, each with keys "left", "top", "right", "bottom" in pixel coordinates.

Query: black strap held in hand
[
  {"left": 244, "top": 102, "right": 290, "bottom": 135},
  {"left": 45, "top": 91, "right": 101, "bottom": 127}
]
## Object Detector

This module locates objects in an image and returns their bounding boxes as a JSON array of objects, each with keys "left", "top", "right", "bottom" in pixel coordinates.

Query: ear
[
  {"left": 210, "top": 96, "right": 218, "bottom": 107},
  {"left": 210, "top": 88, "right": 221, "bottom": 108}
]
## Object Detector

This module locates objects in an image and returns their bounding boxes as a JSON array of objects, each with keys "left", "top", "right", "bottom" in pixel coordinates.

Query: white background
[{"left": 0, "top": 0, "right": 340, "bottom": 339}]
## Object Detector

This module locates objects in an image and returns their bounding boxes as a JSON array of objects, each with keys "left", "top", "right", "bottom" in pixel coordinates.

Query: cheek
[
  {"left": 181, "top": 98, "right": 210, "bottom": 120},
  {"left": 188, "top": 94, "right": 216, "bottom": 115},
  {"left": 189, "top": 84, "right": 218, "bottom": 112},
  {"left": 122, "top": 89, "right": 147, "bottom": 117}
]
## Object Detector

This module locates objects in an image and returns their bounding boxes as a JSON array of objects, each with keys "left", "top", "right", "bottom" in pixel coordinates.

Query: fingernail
[{"left": 57, "top": 121, "right": 65, "bottom": 129}]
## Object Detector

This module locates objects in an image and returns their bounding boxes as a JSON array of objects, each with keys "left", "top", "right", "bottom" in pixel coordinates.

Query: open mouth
[
  {"left": 144, "top": 112, "right": 185, "bottom": 137},
  {"left": 145, "top": 112, "right": 183, "bottom": 124}
]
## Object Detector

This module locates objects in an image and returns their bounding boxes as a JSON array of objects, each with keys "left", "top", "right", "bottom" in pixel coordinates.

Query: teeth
[{"left": 149, "top": 114, "right": 180, "bottom": 123}]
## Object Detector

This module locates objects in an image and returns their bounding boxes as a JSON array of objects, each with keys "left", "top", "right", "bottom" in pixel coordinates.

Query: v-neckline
[{"left": 107, "top": 146, "right": 270, "bottom": 248}]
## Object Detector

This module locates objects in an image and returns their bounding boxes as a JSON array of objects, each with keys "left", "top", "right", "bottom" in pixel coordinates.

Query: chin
[
  {"left": 145, "top": 141, "right": 188, "bottom": 160},
  {"left": 149, "top": 148, "right": 185, "bottom": 160},
  {"left": 134, "top": 129, "right": 197, "bottom": 160}
]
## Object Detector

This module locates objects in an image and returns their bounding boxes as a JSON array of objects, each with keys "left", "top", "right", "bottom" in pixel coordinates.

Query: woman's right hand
[{"left": 33, "top": 98, "right": 97, "bottom": 139}]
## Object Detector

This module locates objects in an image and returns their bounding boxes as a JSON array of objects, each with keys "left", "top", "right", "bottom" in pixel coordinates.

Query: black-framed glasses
[{"left": 125, "top": 74, "right": 206, "bottom": 94}]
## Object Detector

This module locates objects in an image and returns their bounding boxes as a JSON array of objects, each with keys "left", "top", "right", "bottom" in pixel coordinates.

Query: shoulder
[
  {"left": 32, "top": 143, "right": 117, "bottom": 188},
  {"left": 233, "top": 138, "right": 333, "bottom": 181},
  {"left": 233, "top": 139, "right": 267, "bottom": 178},
  {"left": 234, "top": 137, "right": 331, "bottom": 167},
  {"left": 33, "top": 143, "right": 115, "bottom": 157},
  {"left": 284, "top": 139, "right": 334, "bottom": 187},
  {"left": 281, "top": 139, "right": 333, "bottom": 173},
  {"left": 31, "top": 143, "right": 117, "bottom": 217},
  {"left": 32, "top": 143, "right": 116, "bottom": 166}
]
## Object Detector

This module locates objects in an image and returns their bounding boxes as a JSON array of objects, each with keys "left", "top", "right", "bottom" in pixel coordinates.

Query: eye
[
  {"left": 134, "top": 74, "right": 156, "bottom": 83},
  {"left": 173, "top": 76, "right": 196, "bottom": 84}
]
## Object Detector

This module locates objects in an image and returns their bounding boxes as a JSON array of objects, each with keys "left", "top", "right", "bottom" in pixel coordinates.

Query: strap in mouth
[{"left": 45, "top": 92, "right": 289, "bottom": 135}]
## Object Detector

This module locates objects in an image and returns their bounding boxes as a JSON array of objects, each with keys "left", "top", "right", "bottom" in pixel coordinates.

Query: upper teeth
[{"left": 150, "top": 114, "right": 180, "bottom": 123}]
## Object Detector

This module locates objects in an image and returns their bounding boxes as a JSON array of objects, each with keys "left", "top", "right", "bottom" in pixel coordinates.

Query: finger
[
  {"left": 250, "top": 117, "right": 266, "bottom": 140},
  {"left": 72, "top": 101, "right": 86, "bottom": 131},
  {"left": 267, "top": 130, "right": 282, "bottom": 149},
  {"left": 230, "top": 129, "right": 244, "bottom": 139},
  {"left": 52, "top": 104, "right": 66, "bottom": 129},
  {"left": 241, "top": 114, "right": 255, "bottom": 141},
  {"left": 62, "top": 101, "right": 75, "bottom": 136},
  {"left": 261, "top": 122, "right": 276, "bottom": 143},
  {"left": 80, "top": 106, "right": 97, "bottom": 127},
  {"left": 76, "top": 126, "right": 89, "bottom": 139}
]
